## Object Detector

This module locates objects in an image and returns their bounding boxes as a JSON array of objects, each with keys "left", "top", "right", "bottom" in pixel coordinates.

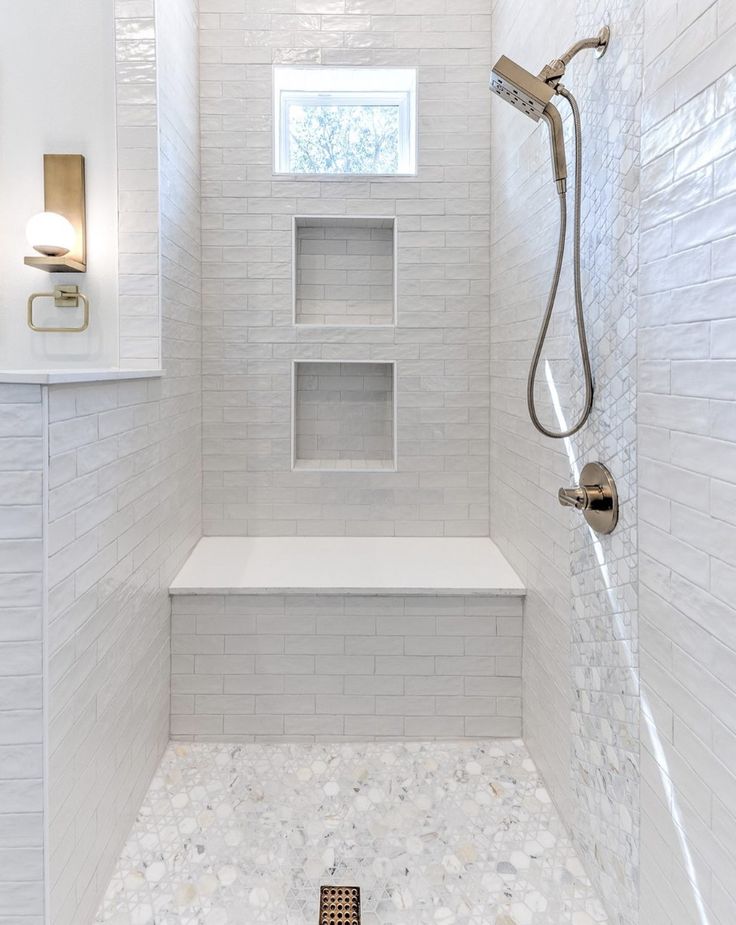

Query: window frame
[{"left": 273, "top": 66, "right": 418, "bottom": 177}]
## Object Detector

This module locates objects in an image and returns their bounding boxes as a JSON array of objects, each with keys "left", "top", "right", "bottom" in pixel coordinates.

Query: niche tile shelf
[
  {"left": 293, "top": 361, "right": 396, "bottom": 471},
  {"left": 293, "top": 216, "right": 396, "bottom": 326}
]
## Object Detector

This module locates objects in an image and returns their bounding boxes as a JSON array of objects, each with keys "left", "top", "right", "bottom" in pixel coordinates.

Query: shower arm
[{"left": 537, "top": 26, "right": 610, "bottom": 87}]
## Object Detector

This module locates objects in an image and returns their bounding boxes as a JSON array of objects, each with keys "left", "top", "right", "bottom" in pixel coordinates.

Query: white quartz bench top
[{"left": 170, "top": 537, "right": 525, "bottom": 596}]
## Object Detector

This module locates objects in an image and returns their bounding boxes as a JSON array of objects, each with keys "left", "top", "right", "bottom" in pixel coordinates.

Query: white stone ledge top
[
  {"left": 170, "top": 537, "right": 525, "bottom": 597},
  {"left": 0, "top": 368, "right": 164, "bottom": 384}
]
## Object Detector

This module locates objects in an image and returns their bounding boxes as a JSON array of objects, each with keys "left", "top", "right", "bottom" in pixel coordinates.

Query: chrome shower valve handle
[
  {"left": 558, "top": 486, "right": 588, "bottom": 510},
  {"left": 558, "top": 461, "right": 618, "bottom": 534}
]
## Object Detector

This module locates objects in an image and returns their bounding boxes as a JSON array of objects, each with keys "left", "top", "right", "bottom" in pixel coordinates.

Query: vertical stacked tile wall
[{"left": 200, "top": 0, "right": 492, "bottom": 537}]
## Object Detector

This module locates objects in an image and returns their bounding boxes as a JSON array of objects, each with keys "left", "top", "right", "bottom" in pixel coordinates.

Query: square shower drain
[{"left": 319, "top": 885, "right": 361, "bottom": 924}]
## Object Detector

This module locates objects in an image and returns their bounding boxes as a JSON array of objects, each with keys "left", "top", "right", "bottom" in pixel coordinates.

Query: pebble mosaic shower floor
[{"left": 95, "top": 740, "right": 607, "bottom": 925}]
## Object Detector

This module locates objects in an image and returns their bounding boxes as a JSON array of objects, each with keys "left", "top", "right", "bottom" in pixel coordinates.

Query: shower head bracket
[
  {"left": 594, "top": 25, "right": 611, "bottom": 58},
  {"left": 537, "top": 26, "right": 610, "bottom": 87}
]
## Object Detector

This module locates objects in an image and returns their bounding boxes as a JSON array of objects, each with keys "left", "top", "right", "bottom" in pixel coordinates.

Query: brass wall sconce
[
  {"left": 25, "top": 155, "right": 87, "bottom": 273},
  {"left": 27, "top": 286, "right": 90, "bottom": 333}
]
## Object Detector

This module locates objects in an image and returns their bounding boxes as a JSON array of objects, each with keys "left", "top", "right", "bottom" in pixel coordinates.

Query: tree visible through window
[
  {"left": 274, "top": 67, "right": 417, "bottom": 175},
  {"left": 287, "top": 104, "right": 400, "bottom": 174}
]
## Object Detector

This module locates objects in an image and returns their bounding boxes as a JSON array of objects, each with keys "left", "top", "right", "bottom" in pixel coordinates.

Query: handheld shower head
[
  {"left": 490, "top": 55, "right": 567, "bottom": 192},
  {"left": 489, "top": 55, "right": 554, "bottom": 121},
  {"left": 489, "top": 29, "right": 610, "bottom": 440},
  {"left": 540, "top": 105, "right": 567, "bottom": 193}
]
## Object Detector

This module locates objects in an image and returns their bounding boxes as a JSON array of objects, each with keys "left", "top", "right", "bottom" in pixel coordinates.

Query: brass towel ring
[{"left": 27, "top": 286, "right": 89, "bottom": 333}]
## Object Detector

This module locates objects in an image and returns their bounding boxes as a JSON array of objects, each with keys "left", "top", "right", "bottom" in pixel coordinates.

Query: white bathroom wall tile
[
  {"left": 44, "top": 2, "right": 203, "bottom": 924},
  {"left": 115, "top": 6, "right": 161, "bottom": 369},
  {"left": 567, "top": 5, "right": 643, "bottom": 923},
  {"left": 489, "top": 0, "right": 581, "bottom": 853},
  {"left": 0, "top": 386, "right": 44, "bottom": 921},
  {"left": 490, "top": 0, "right": 643, "bottom": 922},
  {"left": 639, "top": 11, "right": 736, "bottom": 922},
  {"left": 200, "top": 4, "right": 491, "bottom": 535},
  {"left": 294, "top": 361, "right": 395, "bottom": 468},
  {"left": 295, "top": 218, "right": 395, "bottom": 325},
  {"left": 171, "top": 593, "right": 522, "bottom": 740}
]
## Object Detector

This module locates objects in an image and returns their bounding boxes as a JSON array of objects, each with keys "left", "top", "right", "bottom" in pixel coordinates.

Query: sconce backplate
[{"left": 24, "top": 155, "right": 87, "bottom": 273}]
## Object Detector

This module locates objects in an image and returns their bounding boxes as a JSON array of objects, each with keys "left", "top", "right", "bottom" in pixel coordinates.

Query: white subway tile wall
[
  {"left": 45, "top": 1, "right": 202, "bottom": 923},
  {"left": 5, "top": 3, "right": 735, "bottom": 925},
  {"left": 491, "top": 0, "right": 643, "bottom": 923},
  {"left": 295, "top": 217, "right": 396, "bottom": 326},
  {"left": 490, "top": 0, "right": 579, "bottom": 852},
  {"left": 171, "top": 594, "right": 523, "bottom": 741},
  {"left": 294, "top": 361, "right": 395, "bottom": 469},
  {"left": 200, "top": 0, "right": 492, "bottom": 537},
  {"left": 115, "top": 0, "right": 161, "bottom": 369},
  {"left": 638, "top": 2, "right": 736, "bottom": 923},
  {"left": 0, "top": 385, "right": 45, "bottom": 924}
]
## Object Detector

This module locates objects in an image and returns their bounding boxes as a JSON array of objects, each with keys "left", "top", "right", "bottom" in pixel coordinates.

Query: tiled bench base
[{"left": 171, "top": 594, "right": 523, "bottom": 742}]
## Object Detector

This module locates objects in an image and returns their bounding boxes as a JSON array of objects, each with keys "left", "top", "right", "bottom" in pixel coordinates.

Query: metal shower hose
[{"left": 526, "top": 85, "right": 594, "bottom": 439}]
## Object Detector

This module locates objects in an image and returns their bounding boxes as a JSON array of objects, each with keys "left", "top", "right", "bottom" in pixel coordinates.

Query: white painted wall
[{"left": 0, "top": 0, "right": 119, "bottom": 369}]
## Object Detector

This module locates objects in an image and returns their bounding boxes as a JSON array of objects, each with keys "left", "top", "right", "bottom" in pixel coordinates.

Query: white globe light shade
[{"left": 25, "top": 212, "right": 76, "bottom": 257}]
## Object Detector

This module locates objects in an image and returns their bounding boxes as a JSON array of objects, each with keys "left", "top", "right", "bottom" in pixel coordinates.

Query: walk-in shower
[{"left": 490, "top": 27, "right": 609, "bottom": 439}]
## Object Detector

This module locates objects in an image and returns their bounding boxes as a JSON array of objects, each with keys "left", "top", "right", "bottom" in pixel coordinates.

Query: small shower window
[{"left": 274, "top": 66, "right": 417, "bottom": 176}]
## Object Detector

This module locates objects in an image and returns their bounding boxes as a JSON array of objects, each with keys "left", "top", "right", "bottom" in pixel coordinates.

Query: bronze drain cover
[{"left": 319, "top": 885, "right": 361, "bottom": 924}]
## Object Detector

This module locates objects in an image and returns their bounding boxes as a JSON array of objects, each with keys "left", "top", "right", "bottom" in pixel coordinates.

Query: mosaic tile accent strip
[
  {"left": 569, "top": 2, "right": 643, "bottom": 923},
  {"left": 96, "top": 740, "right": 608, "bottom": 925}
]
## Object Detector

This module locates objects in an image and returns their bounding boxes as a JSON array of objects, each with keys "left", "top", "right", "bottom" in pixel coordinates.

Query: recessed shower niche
[
  {"left": 293, "top": 361, "right": 396, "bottom": 471},
  {"left": 293, "top": 216, "right": 396, "bottom": 326}
]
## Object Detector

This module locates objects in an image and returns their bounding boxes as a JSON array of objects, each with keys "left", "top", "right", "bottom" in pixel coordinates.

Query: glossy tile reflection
[{"left": 96, "top": 740, "right": 607, "bottom": 925}]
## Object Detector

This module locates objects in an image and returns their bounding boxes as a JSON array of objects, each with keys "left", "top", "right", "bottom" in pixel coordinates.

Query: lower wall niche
[{"left": 293, "top": 361, "right": 396, "bottom": 471}]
